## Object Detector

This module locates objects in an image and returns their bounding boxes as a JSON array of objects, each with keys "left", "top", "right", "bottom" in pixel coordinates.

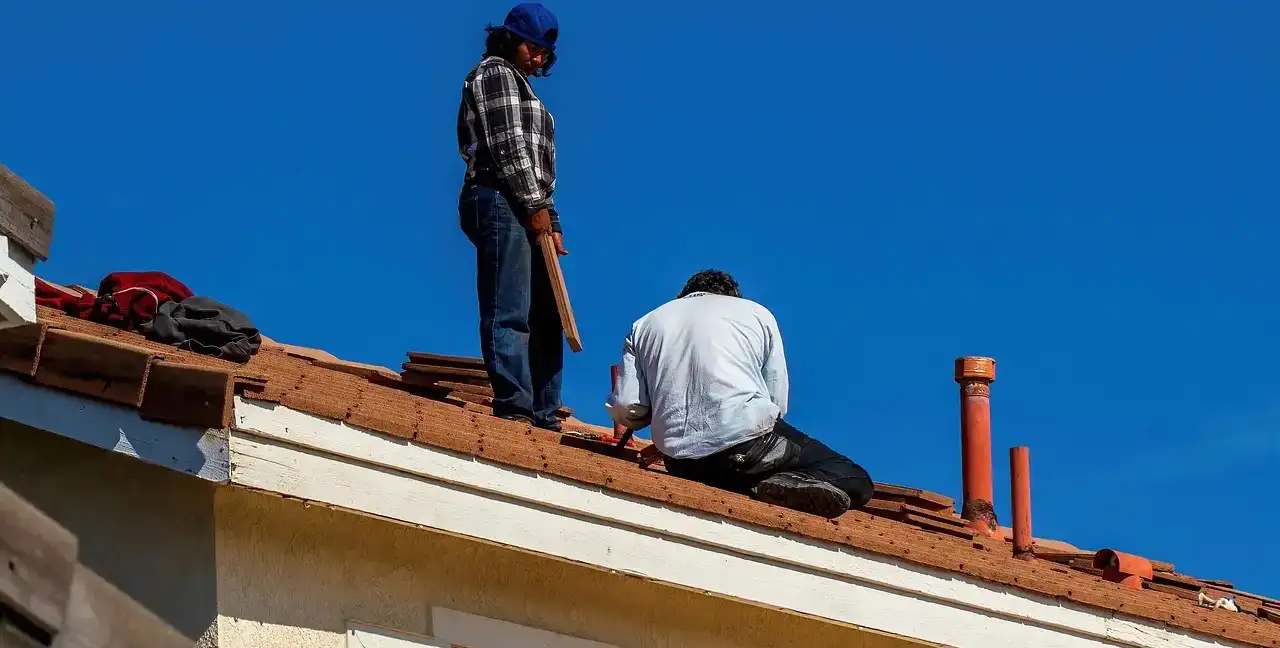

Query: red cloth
[{"left": 36, "top": 272, "right": 194, "bottom": 331}]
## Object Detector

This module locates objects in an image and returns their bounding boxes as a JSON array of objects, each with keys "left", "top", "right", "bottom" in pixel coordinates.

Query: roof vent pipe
[
  {"left": 1009, "top": 446, "right": 1033, "bottom": 559},
  {"left": 954, "top": 357, "right": 999, "bottom": 536}
]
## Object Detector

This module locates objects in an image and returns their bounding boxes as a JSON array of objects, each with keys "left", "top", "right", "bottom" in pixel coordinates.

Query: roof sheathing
[{"left": 2, "top": 306, "right": 1278, "bottom": 648}]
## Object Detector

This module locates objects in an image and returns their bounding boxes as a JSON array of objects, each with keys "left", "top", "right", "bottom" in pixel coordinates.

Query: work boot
[{"left": 751, "top": 472, "right": 851, "bottom": 519}]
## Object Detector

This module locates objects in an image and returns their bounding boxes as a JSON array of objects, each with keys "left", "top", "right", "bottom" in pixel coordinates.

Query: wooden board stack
[
  {"left": 863, "top": 484, "right": 974, "bottom": 539},
  {"left": 400, "top": 351, "right": 573, "bottom": 421}
]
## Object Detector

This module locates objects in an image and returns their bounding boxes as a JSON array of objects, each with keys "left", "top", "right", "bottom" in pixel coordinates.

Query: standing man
[
  {"left": 606, "top": 270, "right": 874, "bottom": 518},
  {"left": 458, "top": 3, "right": 567, "bottom": 431}
]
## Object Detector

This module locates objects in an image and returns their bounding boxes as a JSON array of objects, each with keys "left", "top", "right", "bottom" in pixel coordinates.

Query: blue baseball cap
[{"left": 500, "top": 3, "right": 559, "bottom": 52}]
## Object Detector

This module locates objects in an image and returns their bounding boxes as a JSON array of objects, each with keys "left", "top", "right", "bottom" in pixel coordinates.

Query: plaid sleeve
[{"left": 471, "top": 64, "right": 553, "bottom": 215}]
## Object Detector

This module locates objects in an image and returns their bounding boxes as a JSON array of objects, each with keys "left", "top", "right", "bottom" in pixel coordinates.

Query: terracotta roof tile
[{"left": 4, "top": 304, "right": 1279, "bottom": 648}]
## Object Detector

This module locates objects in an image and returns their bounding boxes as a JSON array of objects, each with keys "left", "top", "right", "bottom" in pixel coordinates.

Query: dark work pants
[
  {"left": 664, "top": 419, "right": 874, "bottom": 509},
  {"left": 459, "top": 184, "right": 563, "bottom": 429}
]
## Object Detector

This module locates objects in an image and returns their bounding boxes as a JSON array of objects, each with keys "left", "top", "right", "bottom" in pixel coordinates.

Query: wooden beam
[
  {"left": 0, "top": 480, "right": 188, "bottom": 647},
  {"left": 405, "top": 352, "right": 484, "bottom": 370},
  {"left": 0, "top": 165, "right": 54, "bottom": 261},
  {"left": 55, "top": 565, "right": 189, "bottom": 648},
  {"left": 0, "top": 481, "right": 77, "bottom": 635},
  {"left": 537, "top": 233, "right": 582, "bottom": 353}
]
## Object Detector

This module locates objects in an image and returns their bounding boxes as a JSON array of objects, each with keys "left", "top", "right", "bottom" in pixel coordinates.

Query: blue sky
[{"left": 3, "top": 1, "right": 1277, "bottom": 593}]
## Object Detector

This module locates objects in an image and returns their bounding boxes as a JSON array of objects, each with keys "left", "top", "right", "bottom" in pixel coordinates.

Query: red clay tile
[
  {"left": 0, "top": 323, "right": 45, "bottom": 376},
  {"left": 34, "top": 329, "right": 155, "bottom": 406},
  {"left": 139, "top": 362, "right": 238, "bottom": 429}
]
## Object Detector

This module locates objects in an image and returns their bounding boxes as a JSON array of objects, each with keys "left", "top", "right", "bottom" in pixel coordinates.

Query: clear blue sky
[{"left": 3, "top": 1, "right": 1277, "bottom": 593}]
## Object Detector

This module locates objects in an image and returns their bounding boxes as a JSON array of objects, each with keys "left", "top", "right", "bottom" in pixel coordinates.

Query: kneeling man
[{"left": 606, "top": 270, "right": 873, "bottom": 518}]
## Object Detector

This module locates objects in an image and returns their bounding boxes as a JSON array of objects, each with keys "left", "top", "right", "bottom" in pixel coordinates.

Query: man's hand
[
  {"left": 529, "top": 208, "right": 553, "bottom": 235},
  {"left": 551, "top": 232, "right": 568, "bottom": 256}
]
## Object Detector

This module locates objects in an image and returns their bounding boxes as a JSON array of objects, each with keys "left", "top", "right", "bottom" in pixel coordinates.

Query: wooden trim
[
  {"left": 0, "top": 480, "right": 187, "bottom": 647},
  {"left": 0, "top": 165, "right": 53, "bottom": 261},
  {"left": 0, "top": 481, "right": 77, "bottom": 635}
]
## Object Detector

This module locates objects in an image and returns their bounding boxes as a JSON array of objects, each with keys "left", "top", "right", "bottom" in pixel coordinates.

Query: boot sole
[{"left": 752, "top": 478, "right": 851, "bottom": 519}]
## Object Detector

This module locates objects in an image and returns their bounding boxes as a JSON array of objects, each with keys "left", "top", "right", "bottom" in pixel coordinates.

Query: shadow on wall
[{"left": 0, "top": 420, "right": 219, "bottom": 643}]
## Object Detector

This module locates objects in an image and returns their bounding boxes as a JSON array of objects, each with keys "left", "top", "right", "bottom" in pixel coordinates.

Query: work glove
[
  {"left": 529, "top": 208, "right": 553, "bottom": 235},
  {"left": 529, "top": 209, "right": 568, "bottom": 256}
]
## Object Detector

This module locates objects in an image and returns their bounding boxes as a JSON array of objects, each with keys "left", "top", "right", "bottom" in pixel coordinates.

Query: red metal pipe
[
  {"left": 955, "top": 357, "right": 999, "bottom": 536},
  {"left": 1009, "top": 446, "right": 1032, "bottom": 559},
  {"left": 610, "top": 364, "right": 626, "bottom": 436}
]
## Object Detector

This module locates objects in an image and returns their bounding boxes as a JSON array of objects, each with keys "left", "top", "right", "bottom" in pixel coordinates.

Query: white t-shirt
[{"left": 605, "top": 292, "right": 789, "bottom": 459}]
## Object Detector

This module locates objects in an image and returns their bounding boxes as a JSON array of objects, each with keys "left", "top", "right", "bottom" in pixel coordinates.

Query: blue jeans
[{"left": 459, "top": 184, "right": 563, "bottom": 428}]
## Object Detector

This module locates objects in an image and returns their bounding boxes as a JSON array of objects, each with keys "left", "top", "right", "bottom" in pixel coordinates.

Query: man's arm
[
  {"left": 605, "top": 330, "right": 651, "bottom": 430},
  {"left": 471, "top": 63, "right": 560, "bottom": 232},
  {"left": 761, "top": 310, "right": 789, "bottom": 418}
]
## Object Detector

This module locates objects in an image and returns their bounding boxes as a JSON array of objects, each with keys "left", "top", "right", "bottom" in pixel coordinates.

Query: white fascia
[
  {"left": 0, "top": 234, "right": 37, "bottom": 329},
  {"left": 229, "top": 397, "right": 1247, "bottom": 648},
  {"left": 0, "top": 373, "right": 230, "bottom": 482}
]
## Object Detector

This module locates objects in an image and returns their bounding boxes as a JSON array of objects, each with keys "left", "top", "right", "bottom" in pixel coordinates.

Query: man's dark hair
[
  {"left": 678, "top": 270, "right": 741, "bottom": 299},
  {"left": 483, "top": 26, "right": 557, "bottom": 77}
]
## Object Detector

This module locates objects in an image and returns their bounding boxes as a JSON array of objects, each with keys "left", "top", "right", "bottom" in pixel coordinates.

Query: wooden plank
[
  {"left": 0, "top": 482, "right": 187, "bottom": 648},
  {"left": 871, "top": 483, "right": 954, "bottom": 511},
  {"left": 311, "top": 359, "right": 399, "bottom": 381},
  {"left": 902, "top": 514, "right": 975, "bottom": 539},
  {"left": 1031, "top": 549, "right": 1095, "bottom": 564},
  {"left": 1065, "top": 559, "right": 1105, "bottom": 577},
  {"left": 54, "top": 564, "right": 188, "bottom": 648},
  {"left": 401, "top": 363, "right": 490, "bottom": 384},
  {"left": 435, "top": 381, "right": 494, "bottom": 397},
  {"left": 0, "top": 481, "right": 77, "bottom": 635},
  {"left": 1, "top": 621, "right": 46, "bottom": 647},
  {"left": 1144, "top": 581, "right": 1200, "bottom": 601},
  {"left": 864, "top": 499, "right": 965, "bottom": 527},
  {"left": 406, "top": 352, "right": 484, "bottom": 370},
  {"left": 434, "top": 387, "right": 569, "bottom": 418},
  {"left": 0, "top": 164, "right": 54, "bottom": 261},
  {"left": 1151, "top": 571, "right": 1202, "bottom": 590},
  {"left": 537, "top": 233, "right": 582, "bottom": 353},
  {"left": 1198, "top": 578, "right": 1236, "bottom": 589},
  {"left": 863, "top": 499, "right": 906, "bottom": 517},
  {"left": 1259, "top": 606, "right": 1280, "bottom": 624}
]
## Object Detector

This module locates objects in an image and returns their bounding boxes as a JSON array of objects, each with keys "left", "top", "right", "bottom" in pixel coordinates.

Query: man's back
[{"left": 610, "top": 292, "right": 789, "bottom": 459}]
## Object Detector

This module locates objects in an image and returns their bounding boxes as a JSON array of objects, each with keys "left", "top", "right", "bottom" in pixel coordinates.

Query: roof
[{"left": 3, "top": 300, "right": 1279, "bottom": 648}]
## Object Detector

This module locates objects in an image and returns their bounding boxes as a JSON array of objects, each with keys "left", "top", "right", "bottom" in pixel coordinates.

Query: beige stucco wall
[
  {"left": 215, "top": 485, "right": 926, "bottom": 648},
  {"left": 0, "top": 419, "right": 220, "bottom": 645}
]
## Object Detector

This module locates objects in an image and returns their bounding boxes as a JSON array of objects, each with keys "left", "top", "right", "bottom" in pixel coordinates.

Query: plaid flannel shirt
[{"left": 458, "top": 56, "right": 560, "bottom": 232}]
